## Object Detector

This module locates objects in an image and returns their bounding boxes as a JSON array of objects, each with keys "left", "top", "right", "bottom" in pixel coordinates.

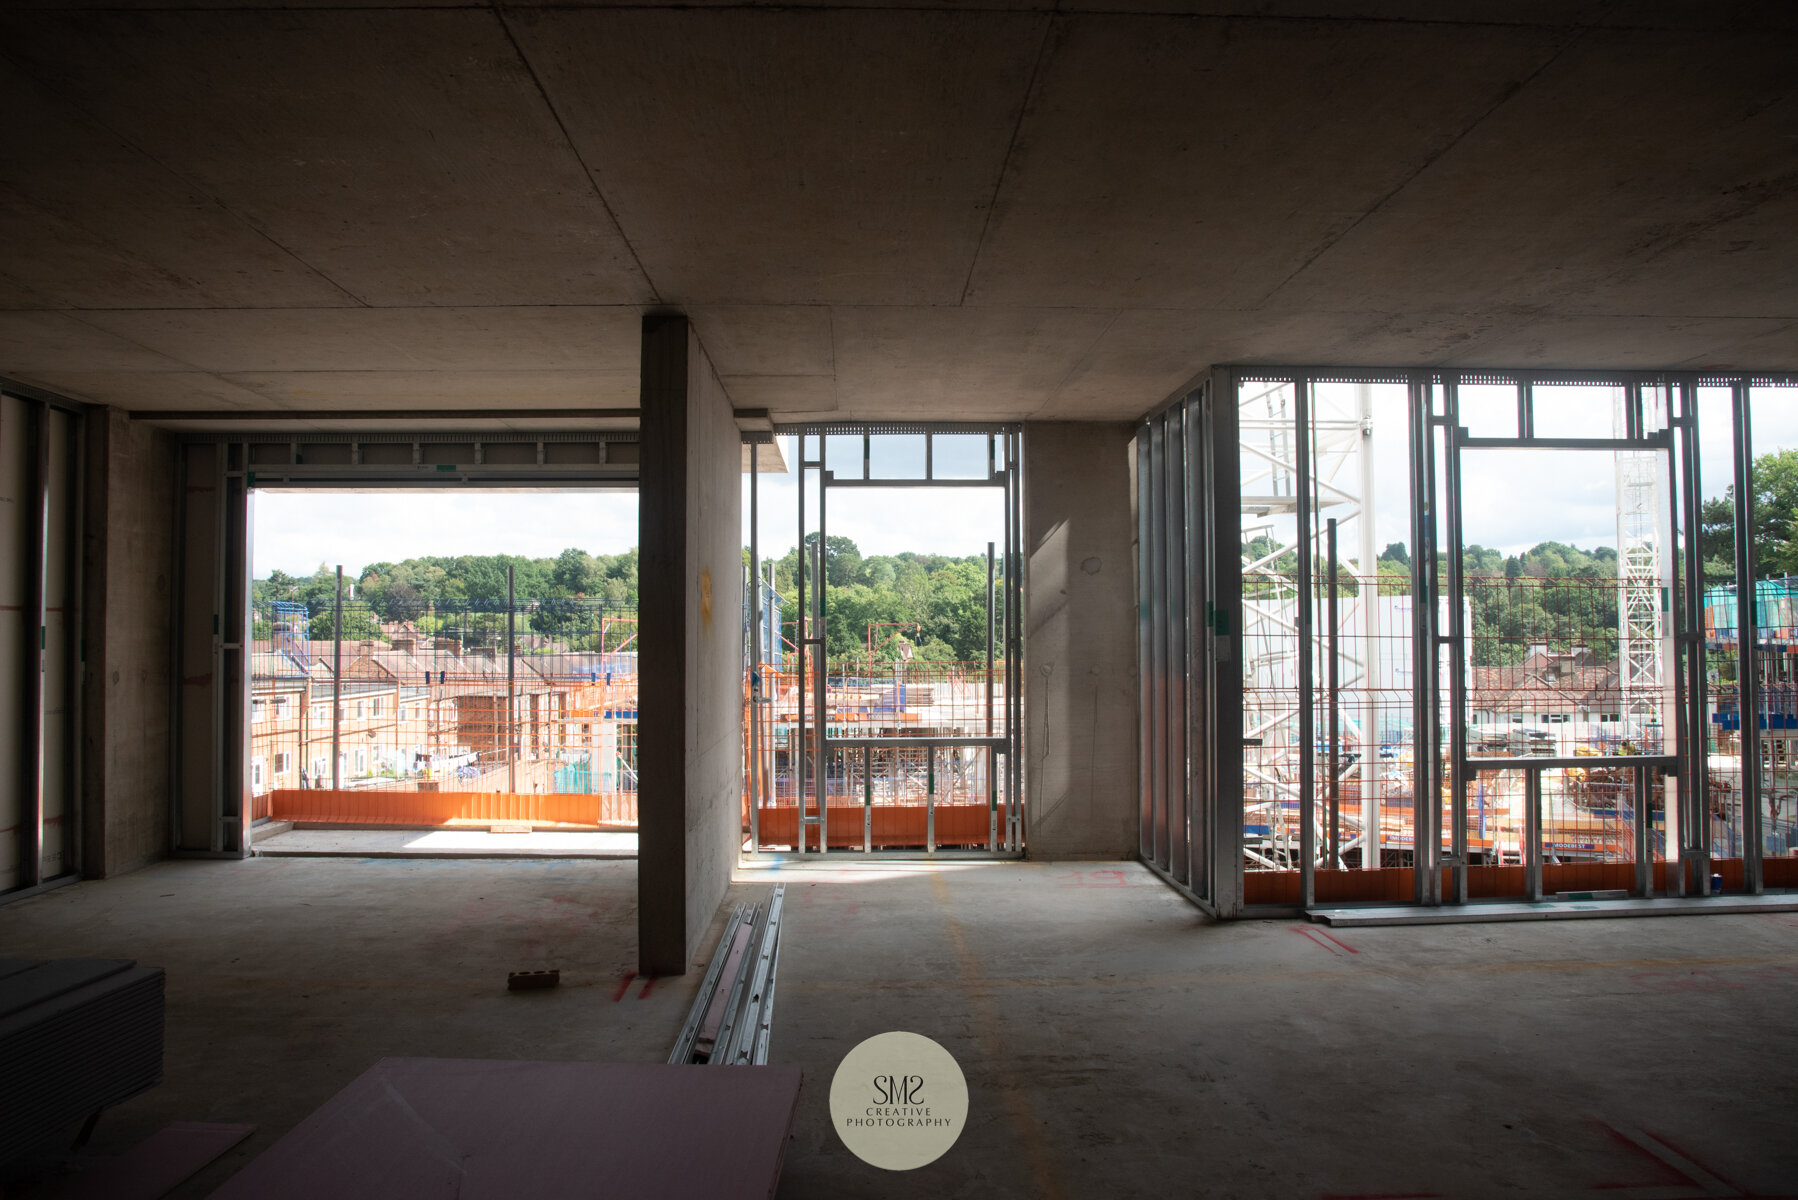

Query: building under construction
[{"left": 4, "top": 8, "right": 1798, "bottom": 1196}]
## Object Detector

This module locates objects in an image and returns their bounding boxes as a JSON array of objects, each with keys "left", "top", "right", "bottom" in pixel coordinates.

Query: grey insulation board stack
[{"left": 0, "top": 958, "right": 165, "bottom": 1165}]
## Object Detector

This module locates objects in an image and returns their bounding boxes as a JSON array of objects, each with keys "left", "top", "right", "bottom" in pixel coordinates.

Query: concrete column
[
  {"left": 80, "top": 407, "right": 177, "bottom": 878},
  {"left": 1023, "top": 421, "right": 1138, "bottom": 858},
  {"left": 637, "top": 315, "right": 744, "bottom": 975}
]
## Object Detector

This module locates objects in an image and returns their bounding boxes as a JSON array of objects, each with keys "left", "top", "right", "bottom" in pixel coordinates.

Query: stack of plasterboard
[{"left": 0, "top": 958, "right": 165, "bottom": 1164}]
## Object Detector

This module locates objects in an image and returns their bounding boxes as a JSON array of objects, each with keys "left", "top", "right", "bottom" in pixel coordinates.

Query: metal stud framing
[
  {"left": 753, "top": 423, "right": 1025, "bottom": 859},
  {"left": 1138, "top": 367, "right": 1795, "bottom": 919},
  {"left": 1, "top": 382, "right": 86, "bottom": 904}
]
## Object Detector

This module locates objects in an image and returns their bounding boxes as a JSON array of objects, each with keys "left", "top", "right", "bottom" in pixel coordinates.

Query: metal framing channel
[
  {"left": 1210, "top": 370, "right": 1244, "bottom": 917},
  {"left": 1678, "top": 383, "right": 1706, "bottom": 898},
  {"left": 1137, "top": 432, "right": 1154, "bottom": 861},
  {"left": 749, "top": 440, "right": 761, "bottom": 855},
  {"left": 1444, "top": 378, "right": 1469, "bottom": 902},
  {"left": 1525, "top": 770, "right": 1543, "bottom": 901},
  {"left": 814, "top": 445, "right": 828, "bottom": 855},
  {"left": 1295, "top": 376, "right": 1316, "bottom": 909},
  {"left": 1732, "top": 382, "right": 1764, "bottom": 893},
  {"left": 1167, "top": 405, "right": 1189, "bottom": 885},
  {"left": 1148, "top": 419, "right": 1168, "bottom": 866},
  {"left": 1182, "top": 387, "right": 1208, "bottom": 896},
  {"left": 1008, "top": 428, "right": 1025, "bottom": 851},
  {"left": 23, "top": 400, "right": 48, "bottom": 890},
  {"left": 668, "top": 902, "right": 749, "bottom": 1065},
  {"left": 1409, "top": 373, "right": 1443, "bottom": 905}
]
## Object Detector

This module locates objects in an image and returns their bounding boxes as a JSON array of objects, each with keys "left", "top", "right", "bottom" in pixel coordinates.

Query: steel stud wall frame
[
  {"left": 1137, "top": 379, "right": 1235, "bottom": 913},
  {"left": 0, "top": 380, "right": 85, "bottom": 903},
  {"left": 1139, "top": 367, "right": 1798, "bottom": 919},
  {"left": 751, "top": 422, "right": 1024, "bottom": 859}
]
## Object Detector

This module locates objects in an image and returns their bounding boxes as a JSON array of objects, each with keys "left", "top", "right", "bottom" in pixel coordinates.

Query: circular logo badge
[{"left": 828, "top": 1031, "right": 968, "bottom": 1171}]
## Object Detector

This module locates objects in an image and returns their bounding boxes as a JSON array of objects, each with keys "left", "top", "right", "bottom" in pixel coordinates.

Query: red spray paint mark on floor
[
  {"left": 612, "top": 973, "right": 636, "bottom": 1002},
  {"left": 637, "top": 973, "right": 657, "bottom": 999},
  {"left": 1294, "top": 926, "right": 1348, "bottom": 956}
]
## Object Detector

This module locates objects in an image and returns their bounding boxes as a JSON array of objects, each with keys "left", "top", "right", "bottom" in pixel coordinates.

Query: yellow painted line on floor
[{"left": 929, "top": 867, "right": 1068, "bottom": 1200}]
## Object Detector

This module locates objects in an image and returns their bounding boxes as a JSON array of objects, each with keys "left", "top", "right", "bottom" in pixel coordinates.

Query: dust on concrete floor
[
  {"left": 252, "top": 827, "right": 638, "bottom": 858},
  {"left": 0, "top": 856, "right": 680, "bottom": 1199},
  {"left": 747, "top": 859, "right": 1798, "bottom": 1199},
  {"left": 3, "top": 857, "right": 1796, "bottom": 1198}
]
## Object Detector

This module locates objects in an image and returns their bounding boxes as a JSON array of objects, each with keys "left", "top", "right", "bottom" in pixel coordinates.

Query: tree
[{"left": 1701, "top": 448, "right": 1798, "bottom": 580}]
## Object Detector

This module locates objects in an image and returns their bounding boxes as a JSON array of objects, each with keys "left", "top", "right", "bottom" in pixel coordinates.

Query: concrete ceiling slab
[
  {"left": 689, "top": 307, "right": 834, "bottom": 378},
  {"left": 1, "top": 6, "right": 1794, "bottom": 426},
  {"left": 79, "top": 308, "right": 643, "bottom": 374},
  {"left": 0, "top": 311, "right": 195, "bottom": 372},
  {"left": 218, "top": 370, "right": 638, "bottom": 410},
  {"left": 14, "top": 370, "right": 280, "bottom": 411},
  {"left": 830, "top": 306, "right": 1117, "bottom": 419},
  {"left": 964, "top": 16, "right": 1564, "bottom": 311},
  {"left": 1267, "top": 28, "right": 1798, "bottom": 320},
  {"left": 0, "top": 9, "right": 654, "bottom": 307},
  {"left": 1044, "top": 307, "right": 1514, "bottom": 416},
  {"left": 0, "top": 72, "right": 356, "bottom": 310},
  {"left": 508, "top": 8, "right": 1046, "bottom": 305}
]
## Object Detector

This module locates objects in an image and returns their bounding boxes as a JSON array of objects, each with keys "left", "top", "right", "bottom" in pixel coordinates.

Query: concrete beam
[{"left": 637, "top": 315, "right": 744, "bottom": 974}]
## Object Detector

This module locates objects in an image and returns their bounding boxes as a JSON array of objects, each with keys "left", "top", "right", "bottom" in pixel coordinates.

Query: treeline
[
  {"left": 1245, "top": 535, "right": 1624, "bottom": 665},
  {"left": 759, "top": 535, "right": 1002, "bottom": 663},
  {"left": 253, "top": 551, "right": 641, "bottom": 644},
  {"left": 251, "top": 537, "right": 1003, "bottom": 662}
]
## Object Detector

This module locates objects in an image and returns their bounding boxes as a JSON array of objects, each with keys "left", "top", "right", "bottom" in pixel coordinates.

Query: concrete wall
[
  {"left": 81, "top": 407, "right": 177, "bottom": 878},
  {"left": 638, "top": 315, "right": 744, "bottom": 974},
  {"left": 1023, "top": 421, "right": 1138, "bottom": 859}
]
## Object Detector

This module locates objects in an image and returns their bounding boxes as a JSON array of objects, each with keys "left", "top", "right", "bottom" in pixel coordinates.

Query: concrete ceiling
[{"left": 1, "top": 2, "right": 1794, "bottom": 427}]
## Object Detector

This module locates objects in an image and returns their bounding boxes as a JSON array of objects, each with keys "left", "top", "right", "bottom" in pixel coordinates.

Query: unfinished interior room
[{"left": 2, "top": 2, "right": 1796, "bottom": 1197}]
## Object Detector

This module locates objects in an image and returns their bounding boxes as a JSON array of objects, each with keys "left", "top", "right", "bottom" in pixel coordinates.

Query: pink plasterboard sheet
[
  {"left": 62, "top": 1122, "right": 256, "bottom": 1200},
  {"left": 206, "top": 1058, "right": 803, "bottom": 1200}
]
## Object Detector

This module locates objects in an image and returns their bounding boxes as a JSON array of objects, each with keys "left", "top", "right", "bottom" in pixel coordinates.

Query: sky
[
  {"left": 253, "top": 396, "right": 1798, "bottom": 579},
  {"left": 1353, "top": 383, "right": 1798, "bottom": 561},
  {"left": 252, "top": 436, "right": 1005, "bottom": 578}
]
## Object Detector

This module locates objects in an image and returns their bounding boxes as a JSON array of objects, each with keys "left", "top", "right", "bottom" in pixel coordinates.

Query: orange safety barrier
[
  {"left": 266, "top": 788, "right": 636, "bottom": 831},
  {"left": 753, "top": 802, "right": 995, "bottom": 849}
]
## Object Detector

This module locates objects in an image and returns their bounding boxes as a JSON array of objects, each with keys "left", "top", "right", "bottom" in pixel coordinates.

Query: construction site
[{"left": 3, "top": 6, "right": 1798, "bottom": 1198}]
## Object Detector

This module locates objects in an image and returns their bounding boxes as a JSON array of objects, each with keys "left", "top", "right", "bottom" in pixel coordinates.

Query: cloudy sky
[{"left": 255, "top": 391, "right": 1797, "bottom": 579}]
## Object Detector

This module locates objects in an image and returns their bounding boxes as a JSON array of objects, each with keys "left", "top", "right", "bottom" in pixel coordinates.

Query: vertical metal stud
[
  {"left": 1525, "top": 770, "right": 1543, "bottom": 902},
  {"left": 1443, "top": 380, "right": 1469, "bottom": 904},
  {"left": 1733, "top": 381, "right": 1762, "bottom": 894},
  {"left": 1295, "top": 377, "right": 1315, "bottom": 909}
]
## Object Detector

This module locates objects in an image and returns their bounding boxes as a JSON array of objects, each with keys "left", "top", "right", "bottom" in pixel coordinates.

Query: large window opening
[
  {"left": 743, "top": 425, "right": 1023, "bottom": 856},
  {"left": 248, "top": 487, "right": 641, "bottom": 844}
]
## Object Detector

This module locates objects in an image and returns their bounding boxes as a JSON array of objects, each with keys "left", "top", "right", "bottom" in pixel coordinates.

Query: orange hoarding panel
[{"left": 267, "top": 788, "right": 635, "bottom": 831}]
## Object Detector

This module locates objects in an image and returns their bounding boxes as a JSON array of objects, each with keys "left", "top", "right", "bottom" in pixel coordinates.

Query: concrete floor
[
  {"left": 252, "top": 828, "right": 638, "bottom": 858},
  {"left": 2, "top": 856, "right": 1796, "bottom": 1198}
]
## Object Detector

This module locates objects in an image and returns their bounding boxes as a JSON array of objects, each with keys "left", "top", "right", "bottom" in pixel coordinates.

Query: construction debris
[{"left": 506, "top": 969, "right": 560, "bottom": 991}]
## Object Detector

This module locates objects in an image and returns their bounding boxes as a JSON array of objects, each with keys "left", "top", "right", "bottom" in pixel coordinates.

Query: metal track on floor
[{"left": 669, "top": 885, "right": 785, "bottom": 1067}]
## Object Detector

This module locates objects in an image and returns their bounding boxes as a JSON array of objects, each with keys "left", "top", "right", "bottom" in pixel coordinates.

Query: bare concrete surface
[
  {"left": 0, "top": 857, "right": 688, "bottom": 1199},
  {"left": 2, "top": 8, "right": 1795, "bottom": 426},
  {"left": 4, "top": 856, "right": 1796, "bottom": 1198},
  {"left": 251, "top": 828, "right": 639, "bottom": 859},
  {"left": 748, "top": 858, "right": 1798, "bottom": 1199}
]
